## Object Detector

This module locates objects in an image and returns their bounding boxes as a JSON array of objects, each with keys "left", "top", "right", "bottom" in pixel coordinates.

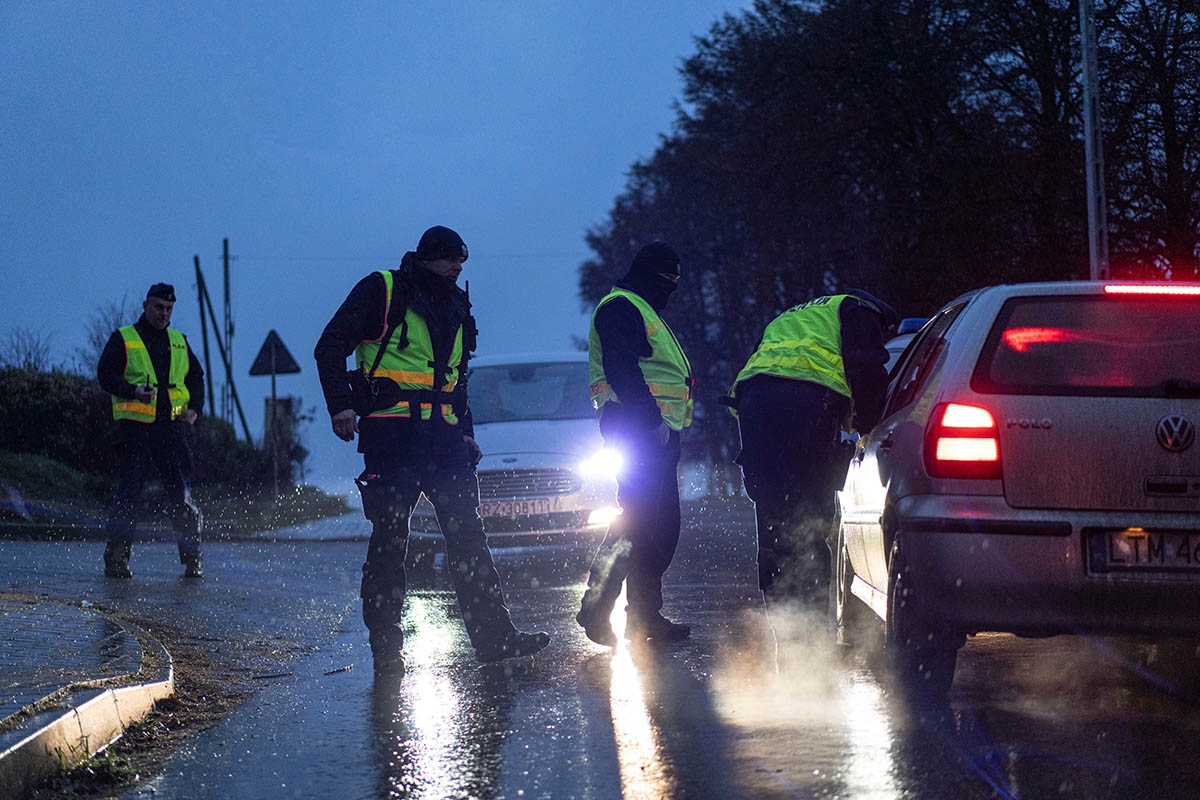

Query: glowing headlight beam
[{"left": 579, "top": 447, "right": 624, "bottom": 479}]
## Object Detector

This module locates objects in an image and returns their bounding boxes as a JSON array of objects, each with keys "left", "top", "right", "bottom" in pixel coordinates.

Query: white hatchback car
[
  {"left": 410, "top": 352, "right": 621, "bottom": 543},
  {"left": 831, "top": 281, "right": 1200, "bottom": 695}
]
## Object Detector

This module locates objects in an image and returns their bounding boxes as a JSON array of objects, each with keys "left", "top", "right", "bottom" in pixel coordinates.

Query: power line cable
[{"left": 230, "top": 252, "right": 589, "bottom": 262}]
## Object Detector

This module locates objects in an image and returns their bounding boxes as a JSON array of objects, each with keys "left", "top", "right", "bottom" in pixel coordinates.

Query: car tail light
[
  {"left": 1103, "top": 284, "right": 1200, "bottom": 296},
  {"left": 925, "top": 402, "right": 1002, "bottom": 479}
]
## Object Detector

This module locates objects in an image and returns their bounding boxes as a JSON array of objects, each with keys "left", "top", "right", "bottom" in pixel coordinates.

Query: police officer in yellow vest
[
  {"left": 576, "top": 241, "right": 694, "bottom": 647},
  {"left": 315, "top": 226, "right": 550, "bottom": 677},
  {"left": 727, "top": 289, "right": 897, "bottom": 617},
  {"left": 97, "top": 283, "right": 206, "bottom": 579}
]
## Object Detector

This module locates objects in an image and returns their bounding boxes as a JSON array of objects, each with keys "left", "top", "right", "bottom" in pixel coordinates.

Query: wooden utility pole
[
  {"left": 196, "top": 261, "right": 253, "bottom": 442},
  {"left": 194, "top": 255, "right": 216, "bottom": 414},
  {"left": 222, "top": 237, "right": 235, "bottom": 425}
]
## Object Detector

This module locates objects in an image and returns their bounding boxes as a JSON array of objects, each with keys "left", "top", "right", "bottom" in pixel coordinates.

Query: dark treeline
[{"left": 579, "top": 0, "right": 1200, "bottom": 466}]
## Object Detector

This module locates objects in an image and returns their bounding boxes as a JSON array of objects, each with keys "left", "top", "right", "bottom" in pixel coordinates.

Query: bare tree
[
  {"left": 75, "top": 294, "right": 138, "bottom": 372},
  {"left": 0, "top": 326, "right": 55, "bottom": 371}
]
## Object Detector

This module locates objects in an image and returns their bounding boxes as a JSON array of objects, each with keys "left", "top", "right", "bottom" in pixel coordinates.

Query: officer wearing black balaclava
[{"left": 577, "top": 241, "right": 695, "bottom": 647}]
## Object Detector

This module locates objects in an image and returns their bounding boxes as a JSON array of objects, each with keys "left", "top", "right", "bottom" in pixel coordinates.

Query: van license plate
[
  {"left": 1090, "top": 530, "right": 1200, "bottom": 572},
  {"left": 481, "top": 498, "right": 555, "bottom": 517}
]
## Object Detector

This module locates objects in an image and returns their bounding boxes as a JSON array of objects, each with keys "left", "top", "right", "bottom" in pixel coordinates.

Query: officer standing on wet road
[
  {"left": 314, "top": 225, "right": 550, "bottom": 677},
  {"left": 576, "top": 241, "right": 694, "bottom": 647},
  {"left": 726, "top": 289, "right": 897, "bottom": 619},
  {"left": 97, "top": 282, "right": 206, "bottom": 579}
]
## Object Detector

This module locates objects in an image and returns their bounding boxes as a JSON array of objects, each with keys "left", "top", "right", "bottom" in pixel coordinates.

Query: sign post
[{"left": 249, "top": 331, "right": 302, "bottom": 496}]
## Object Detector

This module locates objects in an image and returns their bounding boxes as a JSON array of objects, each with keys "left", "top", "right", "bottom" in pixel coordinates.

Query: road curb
[{"left": 0, "top": 612, "right": 174, "bottom": 798}]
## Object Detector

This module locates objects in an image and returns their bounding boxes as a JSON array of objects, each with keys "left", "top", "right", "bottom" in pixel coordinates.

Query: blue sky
[{"left": 1, "top": 1, "right": 749, "bottom": 492}]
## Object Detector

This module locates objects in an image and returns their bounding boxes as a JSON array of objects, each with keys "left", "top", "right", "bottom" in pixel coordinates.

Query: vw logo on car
[{"left": 1156, "top": 414, "right": 1195, "bottom": 452}]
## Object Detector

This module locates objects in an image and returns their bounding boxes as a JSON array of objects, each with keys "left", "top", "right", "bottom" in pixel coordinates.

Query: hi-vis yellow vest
[
  {"left": 354, "top": 270, "right": 464, "bottom": 423},
  {"left": 588, "top": 288, "right": 694, "bottom": 431},
  {"left": 112, "top": 326, "right": 190, "bottom": 422},
  {"left": 729, "top": 294, "right": 853, "bottom": 424}
]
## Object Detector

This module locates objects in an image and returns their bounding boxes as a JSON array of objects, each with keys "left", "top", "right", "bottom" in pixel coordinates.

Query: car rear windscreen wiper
[{"left": 1163, "top": 378, "right": 1200, "bottom": 397}]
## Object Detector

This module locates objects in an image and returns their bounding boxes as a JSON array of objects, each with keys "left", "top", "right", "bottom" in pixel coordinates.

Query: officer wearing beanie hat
[
  {"left": 314, "top": 225, "right": 550, "bottom": 677},
  {"left": 577, "top": 241, "right": 694, "bottom": 647},
  {"left": 415, "top": 225, "right": 469, "bottom": 262},
  {"left": 96, "top": 281, "right": 206, "bottom": 578}
]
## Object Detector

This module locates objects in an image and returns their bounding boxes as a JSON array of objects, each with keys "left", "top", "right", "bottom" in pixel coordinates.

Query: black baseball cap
[
  {"left": 146, "top": 283, "right": 176, "bottom": 302},
  {"left": 415, "top": 226, "right": 469, "bottom": 262}
]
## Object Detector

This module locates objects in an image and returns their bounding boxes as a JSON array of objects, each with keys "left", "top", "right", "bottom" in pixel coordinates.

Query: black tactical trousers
[
  {"left": 580, "top": 429, "right": 682, "bottom": 624},
  {"left": 735, "top": 377, "right": 850, "bottom": 609},
  {"left": 357, "top": 453, "right": 516, "bottom": 653},
  {"left": 104, "top": 421, "right": 203, "bottom": 567}
]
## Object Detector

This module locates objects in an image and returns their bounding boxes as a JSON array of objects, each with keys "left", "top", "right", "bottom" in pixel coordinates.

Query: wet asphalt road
[{"left": 4, "top": 507, "right": 1200, "bottom": 800}]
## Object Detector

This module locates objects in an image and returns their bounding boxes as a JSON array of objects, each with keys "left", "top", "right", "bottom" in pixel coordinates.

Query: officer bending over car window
[
  {"left": 314, "top": 225, "right": 550, "bottom": 678},
  {"left": 726, "top": 289, "right": 898, "bottom": 625}
]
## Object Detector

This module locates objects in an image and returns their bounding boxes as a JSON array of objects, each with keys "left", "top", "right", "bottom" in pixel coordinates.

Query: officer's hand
[
  {"left": 179, "top": 409, "right": 198, "bottom": 425},
  {"left": 134, "top": 384, "right": 155, "bottom": 404},
  {"left": 464, "top": 435, "right": 483, "bottom": 466},
  {"left": 652, "top": 422, "right": 670, "bottom": 446},
  {"left": 331, "top": 409, "right": 358, "bottom": 442}
]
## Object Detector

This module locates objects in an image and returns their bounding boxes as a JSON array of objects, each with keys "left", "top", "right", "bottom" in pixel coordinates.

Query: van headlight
[{"left": 579, "top": 447, "right": 624, "bottom": 480}]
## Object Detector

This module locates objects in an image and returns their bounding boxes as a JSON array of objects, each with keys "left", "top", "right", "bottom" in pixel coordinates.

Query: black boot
[
  {"left": 104, "top": 541, "right": 132, "bottom": 579},
  {"left": 370, "top": 623, "right": 407, "bottom": 678},
  {"left": 625, "top": 612, "right": 691, "bottom": 643},
  {"left": 576, "top": 606, "right": 618, "bottom": 647},
  {"left": 577, "top": 540, "right": 628, "bottom": 648},
  {"left": 476, "top": 629, "right": 551, "bottom": 663}
]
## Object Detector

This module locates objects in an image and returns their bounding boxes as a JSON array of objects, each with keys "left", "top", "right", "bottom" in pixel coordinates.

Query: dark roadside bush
[
  {"left": 0, "top": 366, "right": 273, "bottom": 490},
  {"left": 0, "top": 367, "right": 113, "bottom": 474},
  {"left": 188, "top": 415, "right": 273, "bottom": 487}
]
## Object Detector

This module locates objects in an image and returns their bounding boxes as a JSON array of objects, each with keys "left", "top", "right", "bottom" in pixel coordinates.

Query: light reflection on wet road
[{"left": 3, "top": 506, "right": 1200, "bottom": 799}]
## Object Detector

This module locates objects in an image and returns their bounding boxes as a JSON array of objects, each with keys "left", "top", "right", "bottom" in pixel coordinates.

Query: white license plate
[
  {"left": 1092, "top": 530, "right": 1200, "bottom": 571},
  {"left": 480, "top": 498, "right": 557, "bottom": 518}
]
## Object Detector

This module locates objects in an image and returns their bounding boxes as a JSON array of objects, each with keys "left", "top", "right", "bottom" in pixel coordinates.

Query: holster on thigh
[{"left": 356, "top": 473, "right": 406, "bottom": 524}]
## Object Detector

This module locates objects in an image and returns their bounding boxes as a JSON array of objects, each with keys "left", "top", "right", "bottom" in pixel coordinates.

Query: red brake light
[
  {"left": 941, "top": 403, "right": 996, "bottom": 428},
  {"left": 925, "top": 402, "right": 1002, "bottom": 479},
  {"left": 1103, "top": 284, "right": 1200, "bottom": 296}
]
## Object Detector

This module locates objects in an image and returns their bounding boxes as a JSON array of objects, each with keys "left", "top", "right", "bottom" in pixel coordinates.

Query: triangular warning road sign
[{"left": 249, "top": 330, "right": 301, "bottom": 376}]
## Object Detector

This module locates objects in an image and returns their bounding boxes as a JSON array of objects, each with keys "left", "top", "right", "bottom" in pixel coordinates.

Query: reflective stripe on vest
[
  {"left": 729, "top": 294, "right": 853, "bottom": 424},
  {"left": 112, "top": 326, "right": 190, "bottom": 422},
  {"left": 587, "top": 288, "right": 694, "bottom": 431},
  {"left": 353, "top": 269, "right": 463, "bottom": 423}
]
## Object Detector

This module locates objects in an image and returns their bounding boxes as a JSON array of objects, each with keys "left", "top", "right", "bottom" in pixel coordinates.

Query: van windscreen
[
  {"left": 469, "top": 362, "right": 594, "bottom": 423},
  {"left": 972, "top": 294, "right": 1200, "bottom": 397}
]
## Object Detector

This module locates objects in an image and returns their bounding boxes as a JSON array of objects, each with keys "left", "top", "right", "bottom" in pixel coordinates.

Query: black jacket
[
  {"left": 314, "top": 254, "right": 476, "bottom": 456},
  {"left": 97, "top": 316, "right": 205, "bottom": 424},
  {"left": 592, "top": 277, "right": 676, "bottom": 439},
  {"left": 837, "top": 292, "right": 895, "bottom": 433}
]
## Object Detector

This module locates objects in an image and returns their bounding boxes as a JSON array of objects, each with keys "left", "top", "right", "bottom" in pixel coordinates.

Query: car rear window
[
  {"left": 469, "top": 362, "right": 594, "bottom": 423},
  {"left": 972, "top": 294, "right": 1200, "bottom": 396}
]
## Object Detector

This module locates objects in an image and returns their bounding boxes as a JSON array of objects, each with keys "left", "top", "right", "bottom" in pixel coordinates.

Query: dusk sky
[{"left": 2, "top": 1, "right": 750, "bottom": 492}]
